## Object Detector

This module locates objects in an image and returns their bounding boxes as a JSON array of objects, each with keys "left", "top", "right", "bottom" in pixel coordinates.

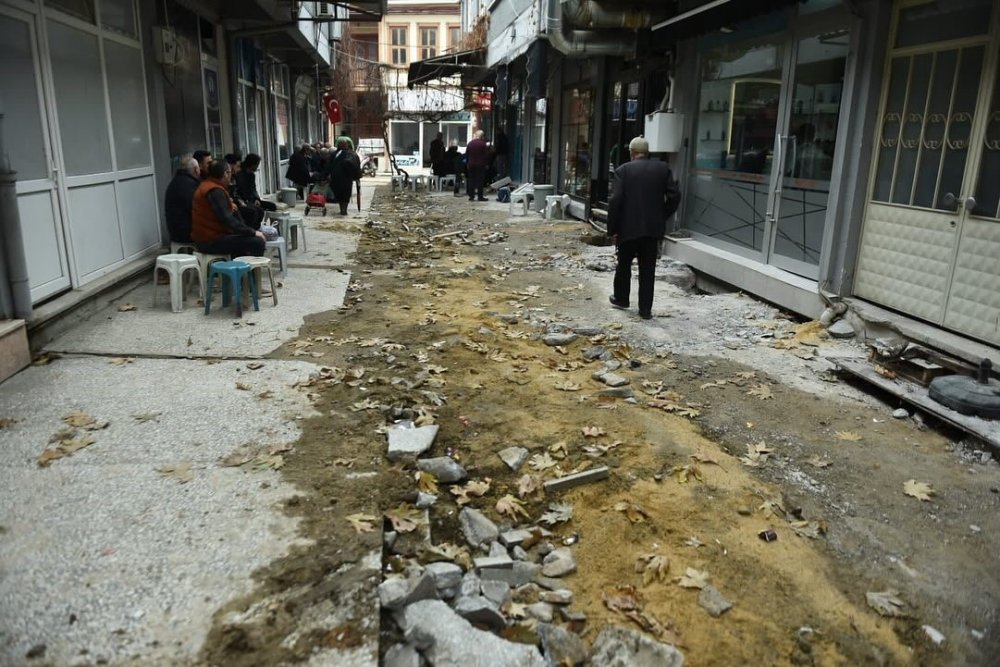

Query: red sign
[
  {"left": 474, "top": 92, "right": 492, "bottom": 111},
  {"left": 324, "top": 96, "right": 342, "bottom": 123}
]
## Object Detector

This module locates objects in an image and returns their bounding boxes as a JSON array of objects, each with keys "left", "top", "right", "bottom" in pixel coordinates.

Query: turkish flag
[{"left": 324, "top": 97, "right": 341, "bottom": 123}]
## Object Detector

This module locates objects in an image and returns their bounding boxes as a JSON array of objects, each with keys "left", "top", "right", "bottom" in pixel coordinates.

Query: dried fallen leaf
[
  {"left": 676, "top": 567, "right": 710, "bottom": 589},
  {"left": 0, "top": 417, "right": 17, "bottom": 429},
  {"left": 903, "top": 479, "right": 935, "bottom": 501},
  {"left": 132, "top": 412, "right": 161, "bottom": 423},
  {"left": 529, "top": 452, "right": 557, "bottom": 471},
  {"left": 384, "top": 504, "right": 423, "bottom": 533},
  {"left": 253, "top": 454, "right": 285, "bottom": 470},
  {"left": 582, "top": 426, "right": 605, "bottom": 438},
  {"left": 740, "top": 441, "right": 773, "bottom": 467},
  {"left": 866, "top": 590, "right": 907, "bottom": 617},
  {"left": 157, "top": 463, "right": 193, "bottom": 483},
  {"left": 236, "top": 382, "right": 252, "bottom": 391},
  {"left": 603, "top": 584, "right": 642, "bottom": 613},
  {"left": 62, "top": 410, "right": 97, "bottom": 429},
  {"left": 835, "top": 430, "right": 863, "bottom": 442},
  {"left": 415, "top": 471, "right": 439, "bottom": 494},
  {"left": 517, "top": 474, "right": 541, "bottom": 498},
  {"left": 612, "top": 500, "right": 650, "bottom": 524},
  {"left": 346, "top": 513, "right": 378, "bottom": 534},
  {"left": 109, "top": 357, "right": 133, "bottom": 366},
  {"left": 790, "top": 520, "right": 827, "bottom": 539},
  {"left": 691, "top": 452, "right": 722, "bottom": 466},
  {"left": 538, "top": 502, "right": 573, "bottom": 526},
  {"left": 554, "top": 380, "right": 581, "bottom": 392},
  {"left": 38, "top": 433, "right": 97, "bottom": 467},
  {"left": 806, "top": 455, "right": 832, "bottom": 468},
  {"left": 635, "top": 553, "right": 670, "bottom": 586},
  {"left": 671, "top": 464, "right": 704, "bottom": 484},
  {"left": 700, "top": 380, "right": 727, "bottom": 390},
  {"left": 748, "top": 384, "right": 774, "bottom": 400},
  {"left": 735, "top": 371, "right": 756, "bottom": 380},
  {"left": 496, "top": 494, "right": 530, "bottom": 520},
  {"left": 117, "top": 303, "right": 137, "bottom": 312}
]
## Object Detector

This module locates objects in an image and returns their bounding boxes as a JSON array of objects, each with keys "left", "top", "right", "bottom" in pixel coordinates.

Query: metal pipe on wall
[
  {"left": 545, "top": 0, "right": 637, "bottom": 57},
  {"left": 0, "top": 109, "right": 32, "bottom": 321}
]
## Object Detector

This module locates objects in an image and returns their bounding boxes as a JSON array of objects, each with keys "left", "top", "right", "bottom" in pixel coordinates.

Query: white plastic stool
[
  {"left": 437, "top": 175, "right": 456, "bottom": 190},
  {"left": 234, "top": 256, "right": 278, "bottom": 307},
  {"left": 152, "top": 254, "right": 202, "bottom": 313},
  {"left": 545, "top": 194, "right": 571, "bottom": 220},
  {"left": 170, "top": 241, "right": 196, "bottom": 255},
  {"left": 265, "top": 237, "right": 288, "bottom": 276},
  {"left": 285, "top": 215, "right": 306, "bottom": 251},
  {"left": 412, "top": 175, "right": 429, "bottom": 191},
  {"left": 509, "top": 183, "right": 534, "bottom": 216},
  {"left": 194, "top": 251, "right": 230, "bottom": 298},
  {"left": 391, "top": 175, "right": 406, "bottom": 191}
]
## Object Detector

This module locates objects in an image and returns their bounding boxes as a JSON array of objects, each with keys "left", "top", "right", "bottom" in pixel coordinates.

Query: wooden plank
[{"left": 830, "top": 357, "right": 1000, "bottom": 455}]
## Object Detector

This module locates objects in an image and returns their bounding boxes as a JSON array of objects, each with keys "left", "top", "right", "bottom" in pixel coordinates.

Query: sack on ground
[
  {"left": 497, "top": 186, "right": 511, "bottom": 203},
  {"left": 260, "top": 224, "right": 279, "bottom": 241}
]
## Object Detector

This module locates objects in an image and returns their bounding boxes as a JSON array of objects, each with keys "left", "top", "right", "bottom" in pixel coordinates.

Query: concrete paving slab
[
  {"left": 44, "top": 267, "right": 351, "bottom": 358},
  {"left": 0, "top": 357, "right": 319, "bottom": 665}
]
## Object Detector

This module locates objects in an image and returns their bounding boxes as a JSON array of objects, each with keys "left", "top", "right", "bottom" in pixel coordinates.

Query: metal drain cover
[{"left": 929, "top": 359, "right": 1000, "bottom": 419}]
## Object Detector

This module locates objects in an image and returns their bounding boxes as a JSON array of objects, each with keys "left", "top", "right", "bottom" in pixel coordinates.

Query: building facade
[{"left": 470, "top": 0, "right": 1000, "bottom": 354}]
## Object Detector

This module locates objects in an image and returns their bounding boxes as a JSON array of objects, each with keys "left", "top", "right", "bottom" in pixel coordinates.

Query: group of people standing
[
  {"left": 164, "top": 150, "right": 273, "bottom": 258},
  {"left": 428, "top": 129, "right": 500, "bottom": 201},
  {"left": 285, "top": 137, "right": 361, "bottom": 215}
]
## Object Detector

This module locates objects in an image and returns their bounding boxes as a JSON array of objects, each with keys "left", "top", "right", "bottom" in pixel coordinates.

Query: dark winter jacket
[
  {"left": 607, "top": 156, "right": 681, "bottom": 242},
  {"left": 285, "top": 149, "right": 312, "bottom": 187},
  {"left": 164, "top": 169, "right": 200, "bottom": 243}
]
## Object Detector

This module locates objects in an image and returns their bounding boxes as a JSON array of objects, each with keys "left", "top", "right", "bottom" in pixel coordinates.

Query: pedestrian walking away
[
  {"left": 465, "top": 130, "right": 489, "bottom": 201},
  {"left": 607, "top": 136, "right": 681, "bottom": 320},
  {"left": 327, "top": 136, "right": 361, "bottom": 215}
]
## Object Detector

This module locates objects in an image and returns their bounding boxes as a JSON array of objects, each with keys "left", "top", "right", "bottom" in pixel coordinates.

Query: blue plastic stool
[{"left": 204, "top": 260, "right": 258, "bottom": 318}]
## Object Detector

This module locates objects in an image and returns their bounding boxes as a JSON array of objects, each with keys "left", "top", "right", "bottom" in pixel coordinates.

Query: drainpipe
[
  {"left": 545, "top": 0, "right": 637, "bottom": 57},
  {"left": 561, "top": 0, "right": 665, "bottom": 30},
  {"left": 0, "top": 107, "right": 32, "bottom": 320}
]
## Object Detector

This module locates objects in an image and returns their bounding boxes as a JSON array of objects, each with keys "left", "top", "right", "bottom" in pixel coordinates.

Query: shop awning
[
  {"left": 652, "top": 0, "right": 799, "bottom": 40},
  {"left": 407, "top": 49, "right": 491, "bottom": 89}
]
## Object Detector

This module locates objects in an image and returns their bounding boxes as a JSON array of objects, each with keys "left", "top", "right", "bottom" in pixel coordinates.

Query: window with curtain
[
  {"left": 420, "top": 27, "right": 437, "bottom": 59},
  {"left": 391, "top": 26, "right": 408, "bottom": 65}
]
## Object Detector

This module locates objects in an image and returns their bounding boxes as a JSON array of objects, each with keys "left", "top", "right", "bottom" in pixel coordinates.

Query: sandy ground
[{"left": 193, "top": 188, "right": 999, "bottom": 666}]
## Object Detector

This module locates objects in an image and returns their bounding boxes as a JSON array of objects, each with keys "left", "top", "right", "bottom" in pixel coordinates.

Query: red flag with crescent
[{"left": 324, "top": 97, "right": 341, "bottom": 123}]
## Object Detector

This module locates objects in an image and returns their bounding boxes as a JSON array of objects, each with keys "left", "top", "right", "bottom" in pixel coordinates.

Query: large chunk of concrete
[
  {"left": 395, "top": 600, "right": 545, "bottom": 666},
  {"left": 417, "top": 456, "right": 467, "bottom": 482},
  {"left": 387, "top": 424, "right": 439, "bottom": 461},
  {"left": 497, "top": 446, "right": 529, "bottom": 471},
  {"left": 590, "top": 626, "right": 684, "bottom": 667},
  {"left": 459, "top": 507, "right": 499, "bottom": 548},
  {"left": 378, "top": 572, "right": 438, "bottom": 610},
  {"left": 424, "top": 562, "right": 464, "bottom": 592},
  {"left": 453, "top": 595, "right": 506, "bottom": 630},
  {"left": 538, "top": 622, "right": 588, "bottom": 667},
  {"left": 541, "top": 548, "right": 577, "bottom": 577}
]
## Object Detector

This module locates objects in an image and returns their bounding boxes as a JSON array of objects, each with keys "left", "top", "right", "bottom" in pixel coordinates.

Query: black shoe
[
  {"left": 477, "top": 197, "right": 488, "bottom": 202},
  {"left": 468, "top": 197, "right": 474, "bottom": 201},
  {"left": 609, "top": 295, "right": 628, "bottom": 309},
  {"left": 639, "top": 311, "right": 653, "bottom": 320}
]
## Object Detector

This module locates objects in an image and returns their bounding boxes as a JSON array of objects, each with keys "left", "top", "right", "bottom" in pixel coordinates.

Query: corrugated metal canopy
[
  {"left": 652, "top": 0, "right": 799, "bottom": 40},
  {"left": 407, "top": 48, "right": 491, "bottom": 89}
]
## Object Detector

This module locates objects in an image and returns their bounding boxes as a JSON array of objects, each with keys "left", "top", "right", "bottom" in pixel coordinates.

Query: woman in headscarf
[{"left": 326, "top": 136, "right": 361, "bottom": 215}]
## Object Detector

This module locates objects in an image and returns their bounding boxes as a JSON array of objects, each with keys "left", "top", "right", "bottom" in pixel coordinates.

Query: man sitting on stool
[
  {"left": 164, "top": 155, "right": 200, "bottom": 244},
  {"left": 191, "top": 161, "right": 265, "bottom": 257}
]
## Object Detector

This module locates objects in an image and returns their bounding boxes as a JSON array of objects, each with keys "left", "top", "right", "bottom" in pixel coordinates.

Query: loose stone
[{"left": 541, "top": 548, "right": 577, "bottom": 577}]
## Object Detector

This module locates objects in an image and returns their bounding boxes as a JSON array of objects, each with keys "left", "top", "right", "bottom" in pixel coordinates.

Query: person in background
[
  {"left": 444, "top": 140, "right": 464, "bottom": 197},
  {"left": 286, "top": 143, "right": 312, "bottom": 198},
  {"left": 310, "top": 143, "right": 324, "bottom": 173},
  {"left": 327, "top": 136, "right": 361, "bottom": 215},
  {"left": 192, "top": 150, "right": 213, "bottom": 180},
  {"left": 465, "top": 130, "right": 488, "bottom": 201},
  {"left": 224, "top": 153, "right": 263, "bottom": 229},
  {"left": 429, "top": 131, "right": 445, "bottom": 176},
  {"left": 236, "top": 153, "right": 277, "bottom": 213},
  {"left": 191, "top": 161, "right": 265, "bottom": 257},
  {"left": 164, "top": 155, "right": 200, "bottom": 244},
  {"left": 607, "top": 137, "right": 681, "bottom": 320}
]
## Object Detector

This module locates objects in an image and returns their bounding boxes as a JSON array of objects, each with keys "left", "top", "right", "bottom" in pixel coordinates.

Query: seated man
[
  {"left": 235, "top": 153, "right": 277, "bottom": 212},
  {"left": 192, "top": 150, "right": 213, "bottom": 180},
  {"left": 225, "top": 153, "right": 263, "bottom": 229},
  {"left": 191, "top": 161, "right": 265, "bottom": 257},
  {"left": 164, "top": 155, "right": 200, "bottom": 243}
]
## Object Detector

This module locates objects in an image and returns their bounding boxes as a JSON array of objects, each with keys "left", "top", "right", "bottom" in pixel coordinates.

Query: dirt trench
[{"left": 199, "top": 188, "right": 1000, "bottom": 666}]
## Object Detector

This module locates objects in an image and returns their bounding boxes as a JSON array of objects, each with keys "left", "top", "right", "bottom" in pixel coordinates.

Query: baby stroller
[{"left": 304, "top": 181, "right": 332, "bottom": 216}]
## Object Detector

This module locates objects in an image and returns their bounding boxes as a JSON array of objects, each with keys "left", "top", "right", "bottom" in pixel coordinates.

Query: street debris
[
  {"left": 866, "top": 590, "right": 908, "bottom": 617},
  {"left": 156, "top": 463, "right": 193, "bottom": 483},
  {"left": 903, "top": 479, "right": 936, "bottom": 501}
]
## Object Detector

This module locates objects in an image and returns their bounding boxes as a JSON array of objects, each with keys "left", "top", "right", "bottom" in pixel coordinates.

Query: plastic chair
[
  {"left": 170, "top": 241, "right": 196, "bottom": 255},
  {"left": 194, "top": 251, "right": 230, "bottom": 299},
  {"left": 545, "top": 194, "right": 572, "bottom": 220},
  {"left": 509, "top": 183, "right": 534, "bottom": 216},
  {"left": 285, "top": 215, "right": 306, "bottom": 251},
  {"left": 391, "top": 175, "right": 406, "bottom": 191},
  {"left": 411, "top": 175, "right": 428, "bottom": 191},
  {"left": 204, "top": 260, "right": 257, "bottom": 318},
  {"left": 152, "top": 254, "right": 202, "bottom": 313},
  {"left": 265, "top": 237, "right": 288, "bottom": 276},
  {"left": 436, "top": 175, "right": 456, "bottom": 191},
  {"left": 233, "top": 256, "right": 278, "bottom": 307}
]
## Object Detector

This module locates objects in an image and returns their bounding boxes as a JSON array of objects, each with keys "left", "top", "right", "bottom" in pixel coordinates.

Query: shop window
[
  {"left": 100, "top": 0, "right": 136, "bottom": 39},
  {"left": 391, "top": 121, "right": 419, "bottom": 157},
  {"left": 391, "top": 26, "right": 408, "bottom": 65},
  {"left": 420, "top": 27, "right": 437, "bottom": 60},
  {"left": 46, "top": 0, "right": 95, "bottom": 23},
  {"left": 561, "top": 88, "right": 593, "bottom": 199},
  {"left": 105, "top": 40, "right": 151, "bottom": 168}
]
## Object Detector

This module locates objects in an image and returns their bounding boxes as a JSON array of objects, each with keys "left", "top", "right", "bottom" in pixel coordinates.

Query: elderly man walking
[
  {"left": 191, "top": 161, "right": 266, "bottom": 257},
  {"left": 465, "top": 130, "right": 489, "bottom": 201},
  {"left": 607, "top": 137, "right": 681, "bottom": 320}
]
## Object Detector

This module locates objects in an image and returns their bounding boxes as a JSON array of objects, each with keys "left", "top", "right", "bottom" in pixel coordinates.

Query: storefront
[
  {"left": 2, "top": 0, "right": 160, "bottom": 303},
  {"left": 559, "top": 58, "right": 594, "bottom": 202},
  {"left": 854, "top": 0, "right": 1000, "bottom": 346},
  {"left": 682, "top": 4, "right": 852, "bottom": 281}
]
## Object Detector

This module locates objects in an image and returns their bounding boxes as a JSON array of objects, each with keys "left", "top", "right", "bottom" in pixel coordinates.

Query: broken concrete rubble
[
  {"left": 590, "top": 626, "right": 684, "bottom": 667},
  {"left": 394, "top": 600, "right": 546, "bottom": 666},
  {"left": 538, "top": 622, "right": 589, "bottom": 667},
  {"left": 459, "top": 507, "right": 499, "bottom": 548},
  {"left": 385, "top": 642, "right": 421, "bottom": 667},
  {"left": 424, "top": 562, "right": 463, "bottom": 592},
  {"left": 541, "top": 548, "right": 577, "bottom": 577},
  {"left": 453, "top": 595, "right": 506, "bottom": 630},
  {"left": 416, "top": 456, "right": 467, "bottom": 482},
  {"left": 698, "top": 584, "right": 733, "bottom": 617},
  {"left": 378, "top": 572, "right": 438, "bottom": 611},
  {"left": 497, "top": 446, "right": 529, "bottom": 471},
  {"left": 480, "top": 561, "right": 540, "bottom": 586},
  {"left": 543, "top": 466, "right": 609, "bottom": 493},
  {"left": 387, "top": 423, "right": 439, "bottom": 461},
  {"left": 543, "top": 332, "right": 578, "bottom": 347}
]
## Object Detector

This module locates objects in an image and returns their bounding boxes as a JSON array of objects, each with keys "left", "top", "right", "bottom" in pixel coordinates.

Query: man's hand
[{"left": 255, "top": 231, "right": 266, "bottom": 241}]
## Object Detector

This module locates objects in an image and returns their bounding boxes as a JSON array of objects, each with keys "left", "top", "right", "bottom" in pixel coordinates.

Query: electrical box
[
  {"left": 151, "top": 26, "right": 181, "bottom": 66},
  {"left": 644, "top": 111, "right": 685, "bottom": 153}
]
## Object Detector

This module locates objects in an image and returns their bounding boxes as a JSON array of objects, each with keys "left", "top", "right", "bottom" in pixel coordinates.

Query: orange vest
[{"left": 191, "top": 179, "right": 238, "bottom": 243}]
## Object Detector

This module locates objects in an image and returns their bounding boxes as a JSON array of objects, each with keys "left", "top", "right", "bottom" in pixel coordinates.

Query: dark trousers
[
  {"left": 238, "top": 205, "right": 264, "bottom": 230},
  {"left": 613, "top": 237, "right": 659, "bottom": 315},
  {"left": 258, "top": 200, "right": 277, "bottom": 212},
  {"left": 196, "top": 234, "right": 265, "bottom": 257},
  {"left": 466, "top": 165, "right": 485, "bottom": 199}
]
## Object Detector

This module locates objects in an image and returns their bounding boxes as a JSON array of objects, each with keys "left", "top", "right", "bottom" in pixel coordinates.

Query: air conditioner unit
[{"left": 315, "top": 2, "right": 334, "bottom": 18}]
